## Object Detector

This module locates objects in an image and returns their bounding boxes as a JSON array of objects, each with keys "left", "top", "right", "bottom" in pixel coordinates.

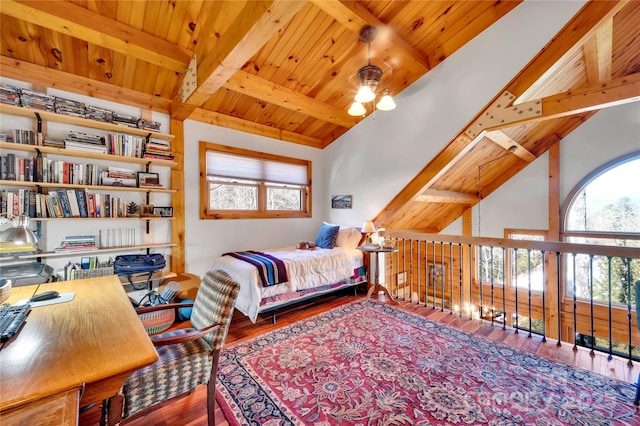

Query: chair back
[{"left": 190, "top": 270, "right": 239, "bottom": 350}]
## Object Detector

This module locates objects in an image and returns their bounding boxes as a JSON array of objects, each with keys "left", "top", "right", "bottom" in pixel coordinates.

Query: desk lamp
[
  {"left": 0, "top": 216, "right": 40, "bottom": 255},
  {"left": 361, "top": 221, "right": 376, "bottom": 245}
]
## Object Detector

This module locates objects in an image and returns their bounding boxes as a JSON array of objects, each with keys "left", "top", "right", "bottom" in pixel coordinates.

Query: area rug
[{"left": 216, "top": 300, "right": 638, "bottom": 425}]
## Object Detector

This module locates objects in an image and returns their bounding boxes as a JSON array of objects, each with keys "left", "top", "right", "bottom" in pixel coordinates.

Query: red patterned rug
[{"left": 216, "top": 301, "right": 638, "bottom": 425}]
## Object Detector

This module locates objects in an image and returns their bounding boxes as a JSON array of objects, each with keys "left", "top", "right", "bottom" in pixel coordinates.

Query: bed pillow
[
  {"left": 335, "top": 226, "right": 363, "bottom": 249},
  {"left": 315, "top": 223, "right": 340, "bottom": 249}
]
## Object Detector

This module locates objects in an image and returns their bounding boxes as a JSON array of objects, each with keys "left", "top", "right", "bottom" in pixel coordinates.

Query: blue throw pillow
[{"left": 315, "top": 223, "right": 340, "bottom": 249}]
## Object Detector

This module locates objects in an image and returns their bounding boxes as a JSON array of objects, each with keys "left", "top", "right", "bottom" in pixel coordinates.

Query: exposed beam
[
  {"left": 311, "top": 0, "right": 430, "bottom": 73},
  {"left": 484, "top": 130, "right": 536, "bottom": 163},
  {"left": 0, "top": 56, "right": 170, "bottom": 112},
  {"left": 223, "top": 71, "right": 358, "bottom": 128},
  {"left": 1, "top": 0, "right": 191, "bottom": 73},
  {"left": 189, "top": 108, "right": 322, "bottom": 148},
  {"left": 178, "top": 1, "right": 306, "bottom": 109},
  {"left": 583, "top": 18, "right": 613, "bottom": 85},
  {"left": 487, "top": 73, "right": 640, "bottom": 131},
  {"left": 415, "top": 189, "right": 478, "bottom": 204},
  {"left": 374, "top": 0, "right": 626, "bottom": 227}
]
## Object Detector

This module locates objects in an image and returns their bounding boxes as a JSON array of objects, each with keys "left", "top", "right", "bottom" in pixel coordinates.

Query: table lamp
[
  {"left": 0, "top": 216, "right": 40, "bottom": 255},
  {"left": 361, "top": 221, "right": 376, "bottom": 245}
]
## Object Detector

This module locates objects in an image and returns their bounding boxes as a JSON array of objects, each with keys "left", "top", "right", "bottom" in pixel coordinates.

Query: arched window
[{"left": 562, "top": 152, "right": 640, "bottom": 305}]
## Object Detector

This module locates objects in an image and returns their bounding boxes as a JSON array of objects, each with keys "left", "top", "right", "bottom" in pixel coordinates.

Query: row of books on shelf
[
  {"left": 1, "top": 188, "right": 131, "bottom": 219},
  {"left": 1, "top": 128, "right": 173, "bottom": 160},
  {"left": 1, "top": 84, "right": 162, "bottom": 131},
  {"left": 0, "top": 153, "right": 149, "bottom": 188},
  {"left": 55, "top": 235, "right": 98, "bottom": 253}
]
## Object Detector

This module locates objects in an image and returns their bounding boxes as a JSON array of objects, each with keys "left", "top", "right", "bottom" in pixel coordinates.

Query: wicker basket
[{"left": 138, "top": 309, "right": 175, "bottom": 335}]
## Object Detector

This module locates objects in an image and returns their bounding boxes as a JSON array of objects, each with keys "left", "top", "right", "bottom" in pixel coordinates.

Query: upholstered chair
[{"left": 108, "top": 269, "right": 240, "bottom": 426}]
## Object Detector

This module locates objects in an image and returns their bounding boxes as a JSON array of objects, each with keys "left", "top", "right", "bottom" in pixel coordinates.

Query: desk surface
[{"left": 0, "top": 276, "right": 158, "bottom": 413}]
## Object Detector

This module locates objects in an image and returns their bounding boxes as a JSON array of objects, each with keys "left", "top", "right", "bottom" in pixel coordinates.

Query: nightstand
[{"left": 357, "top": 245, "right": 399, "bottom": 304}]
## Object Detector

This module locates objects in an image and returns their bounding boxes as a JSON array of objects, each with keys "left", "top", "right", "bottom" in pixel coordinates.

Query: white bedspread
[{"left": 208, "top": 246, "right": 363, "bottom": 323}]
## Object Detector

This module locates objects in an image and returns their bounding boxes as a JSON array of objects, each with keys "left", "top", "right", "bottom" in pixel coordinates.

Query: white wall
[
  {"left": 323, "top": 0, "right": 585, "bottom": 227},
  {"left": 183, "top": 121, "right": 325, "bottom": 276},
  {"left": 446, "top": 101, "right": 640, "bottom": 238}
]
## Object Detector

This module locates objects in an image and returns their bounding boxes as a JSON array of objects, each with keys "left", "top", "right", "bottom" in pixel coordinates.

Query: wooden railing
[{"left": 383, "top": 231, "right": 640, "bottom": 363}]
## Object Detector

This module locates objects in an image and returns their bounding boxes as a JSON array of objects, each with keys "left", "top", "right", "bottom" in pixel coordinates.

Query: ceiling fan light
[
  {"left": 355, "top": 85, "right": 376, "bottom": 103},
  {"left": 376, "top": 90, "right": 396, "bottom": 111},
  {"left": 348, "top": 101, "right": 366, "bottom": 116}
]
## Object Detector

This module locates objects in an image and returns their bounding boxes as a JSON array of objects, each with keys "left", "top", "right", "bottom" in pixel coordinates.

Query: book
[
  {"left": 56, "top": 189, "right": 73, "bottom": 218},
  {"left": 76, "top": 189, "right": 89, "bottom": 218},
  {"left": 48, "top": 191, "right": 64, "bottom": 217},
  {"left": 66, "top": 189, "right": 81, "bottom": 217}
]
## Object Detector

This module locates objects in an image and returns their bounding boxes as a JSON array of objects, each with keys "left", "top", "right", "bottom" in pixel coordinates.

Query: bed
[{"left": 207, "top": 224, "right": 366, "bottom": 323}]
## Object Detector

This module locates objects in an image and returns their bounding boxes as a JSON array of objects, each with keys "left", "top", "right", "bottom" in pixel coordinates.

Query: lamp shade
[
  {"left": 361, "top": 221, "right": 376, "bottom": 234},
  {"left": 376, "top": 90, "right": 396, "bottom": 111},
  {"left": 348, "top": 101, "right": 366, "bottom": 116},
  {"left": 0, "top": 216, "right": 39, "bottom": 253},
  {"left": 355, "top": 85, "right": 376, "bottom": 103}
]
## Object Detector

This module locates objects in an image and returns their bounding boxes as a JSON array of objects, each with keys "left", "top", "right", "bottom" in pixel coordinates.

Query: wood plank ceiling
[
  {"left": 1, "top": 1, "right": 638, "bottom": 233},
  {"left": 0, "top": 0, "right": 519, "bottom": 147}
]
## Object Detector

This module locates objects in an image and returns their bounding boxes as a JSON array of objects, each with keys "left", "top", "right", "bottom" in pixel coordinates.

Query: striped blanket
[{"left": 223, "top": 251, "right": 288, "bottom": 287}]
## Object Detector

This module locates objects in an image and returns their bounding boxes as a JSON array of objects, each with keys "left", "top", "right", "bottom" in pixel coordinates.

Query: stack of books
[
  {"left": 143, "top": 139, "right": 174, "bottom": 161},
  {"left": 54, "top": 97, "right": 86, "bottom": 118},
  {"left": 19, "top": 89, "right": 55, "bottom": 112},
  {"left": 64, "top": 131, "right": 107, "bottom": 153},
  {"left": 112, "top": 112, "right": 138, "bottom": 128},
  {"left": 85, "top": 105, "right": 113, "bottom": 122},
  {"left": 136, "top": 118, "right": 161, "bottom": 132},
  {"left": 55, "top": 235, "right": 98, "bottom": 252},
  {"left": 0, "top": 84, "right": 21, "bottom": 106}
]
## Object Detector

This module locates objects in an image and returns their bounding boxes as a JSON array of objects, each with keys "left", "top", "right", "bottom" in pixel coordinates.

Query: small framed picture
[
  {"left": 153, "top": 206, "right": 173, "bottom": 217},
  {"left": 137, "top": 171, "right": 161, "bottom": 188},
  {"left": 331, "top": 195, "right": 352, "bottom": 209},
  {"left": 140, "top": 204, "right": 156, "bottom": 217}
]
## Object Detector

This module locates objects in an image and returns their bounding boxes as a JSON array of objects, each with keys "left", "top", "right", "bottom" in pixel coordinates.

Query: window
[
  {"left": 506, "top": 229, "right": 546, "bottom": 292},
  {"left": 200, "top": 142, "right": 311, "bottom": 219},
  {"left": 562, "top": 153, "right": 640, "bottom": 306}
]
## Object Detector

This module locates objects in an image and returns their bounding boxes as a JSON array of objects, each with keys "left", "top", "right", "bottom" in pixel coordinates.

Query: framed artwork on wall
[{"left": 331, "top": 195, "right": 352, "bottom": 209}]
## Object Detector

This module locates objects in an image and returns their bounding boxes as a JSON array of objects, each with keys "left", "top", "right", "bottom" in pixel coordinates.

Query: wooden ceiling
[
  {"left": 1, "top": 1, "right": 638, "bottom": 234},
  {"left": 0, "top": 0, "right": 519, "bottom": 148},
  {"left": 375, "top": 0, "right": 640, "bottom": 231}
]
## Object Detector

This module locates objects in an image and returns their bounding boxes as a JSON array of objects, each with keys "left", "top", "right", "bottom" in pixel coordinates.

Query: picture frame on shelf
[
  {"left": 137, "top": 171, "right": 161, "bottom": 188},
  {"left": 153, "top": 206, "right": 173, "bottom": 218},
  {"left": 140, "top": 204, "right": 157, "bottom": 217}
]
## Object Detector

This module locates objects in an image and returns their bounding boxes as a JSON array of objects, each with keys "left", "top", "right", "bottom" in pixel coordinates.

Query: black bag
[{"left": 114, "top": 254, "right": 166, "bottom": 290}]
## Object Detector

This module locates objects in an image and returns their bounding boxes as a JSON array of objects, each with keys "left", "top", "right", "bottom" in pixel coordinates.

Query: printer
[{"left": 0, "top": 262, "right": 54, "bottom": 287}]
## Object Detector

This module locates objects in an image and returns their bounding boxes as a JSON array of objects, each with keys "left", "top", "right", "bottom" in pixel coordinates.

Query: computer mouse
[{"left": 29, "top": 290, "right": 60, "bottom": 302}]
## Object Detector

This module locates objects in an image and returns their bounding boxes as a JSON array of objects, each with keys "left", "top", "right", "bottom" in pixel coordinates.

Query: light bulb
[
  {"left": 348, "top": 101, "right": 366, "bottom": 116},
  {"left": 355, "top": 85, "right": 376, "bottom": 103},
  {"left": 376, "top": 90, "right": 396, "bottom": 111}
]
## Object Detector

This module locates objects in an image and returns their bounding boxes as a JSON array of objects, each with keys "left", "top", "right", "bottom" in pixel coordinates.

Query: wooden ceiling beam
[
  {"left": 486, "top": 73, "right": 640, "bottom": 131},
  {"left": 0, "top": 56, "right": 171, "bottom": 112},
  {"left": 0, "top": 0, "right": 191, "bottom": 72},
  {"left": 415, "top": 189, "right": 478, "bottom": 204},
  {"left": 223, "top": 71, "right": 358, "bottom": 128},
  {"left": 311, "top": 0, "right": 430, "bottom": 72},
  {"left": 374, "top": 0, "right": 626, "bottom": 227},
  {"left": 583, "top": 18, "right": 613, "bottom": 85},
  {"left": 189, "top": 107, "right": 322, "bottom": 148},
  {"left": 484, "top": 130, "right": 536, "bottom": 163},
  {"left": 178, "top": 1, "right": 306, "bottom": 110}
]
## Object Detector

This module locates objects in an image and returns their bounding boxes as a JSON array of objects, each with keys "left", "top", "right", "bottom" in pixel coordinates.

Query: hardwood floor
[{"left": 79, "top": 289, "right": 640, "bottom": 425}]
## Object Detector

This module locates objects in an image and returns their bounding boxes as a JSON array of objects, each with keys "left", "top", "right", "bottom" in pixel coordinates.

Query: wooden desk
[{"left": 0, "top": 276, "right": 158, "bottom": 424}]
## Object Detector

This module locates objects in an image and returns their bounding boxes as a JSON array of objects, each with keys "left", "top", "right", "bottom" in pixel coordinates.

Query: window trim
[{"left": 199, "top": 141, "right": 312, "bottom": 219}]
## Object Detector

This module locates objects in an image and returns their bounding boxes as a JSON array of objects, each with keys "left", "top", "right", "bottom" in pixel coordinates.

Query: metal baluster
[
  {"left": 390, "top": 241, "right": 395, "bottom": 299},
  {"left": 607, "top": 256, "right": 613, "bottom": 361},
  {"left": 440, "top": 242, "right": 445, "bottom": 311},
  {"left": 541, "top": 250, "right": 546, "bottom": 342},
  {"left": 514, "top": 248, "right": 519, "bottom": 334},
  {"left": 432, "top": 240, "right": 437, "bottom": 310},
  {"left": 459, "top": 244, "right": 464, "bottom": 317},
  {"left": 402, "top": 239, "right": 407, "bottom": 300},
  {"left": 449, "top": 243, "right": 454, "bottom": 313},
  {"left": 407, "top": 239, "right": 413, "bottom": 302},
  {"left": 502, "top": 247, "right": 507, "bottom": 330},
  {"left": 527, "top": 249, "right": 532, "bottom": 338},
  {"left": 490, "top": 246, "right": 495, "bottom": 326},
  {"left": 626, "top": 258, "right": 633, "bottom": 365},
  {"left": 572, "top": 253, "right": 578, "bottom": 352},
  {"left": 417, "top": 240, "right": 421, "bottom": 304},
  {"left": 468, "top": 243, "right": 473, "bottom": 319},
  {"left": 556, "top": 251, "right": 562, "bottom": 346},
  {"left": 589, "top": 254, "right": 595, "bottom": 357},
  {"left": 479, "top": 245, "right": 484, "bottom": 319}
]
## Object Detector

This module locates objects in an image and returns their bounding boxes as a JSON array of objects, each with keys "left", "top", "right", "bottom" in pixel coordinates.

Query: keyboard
[{"left": 0, "top": 303, "right": 31, "bottom": 343}]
